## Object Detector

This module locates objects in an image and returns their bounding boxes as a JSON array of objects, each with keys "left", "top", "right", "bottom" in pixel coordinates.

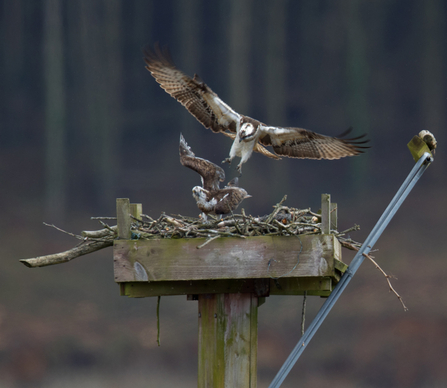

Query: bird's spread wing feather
[
  {"left": 145, "top": 45, "right": 240, "bottom": 133},
  {"left": 258, "top": 126, "right": 369, "bottom": 160},
  {"left": 179, "top": 134, "right": 225, "bottom": 191},
  {"left": 213, "top": 187, "right": 250, "bottom": 215}
]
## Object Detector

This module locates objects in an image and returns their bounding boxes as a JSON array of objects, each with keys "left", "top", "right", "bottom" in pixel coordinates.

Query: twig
[
  {"left": 229, "top": 209, "right": 243, "bottom": 235},
  {"left": 196, "top": 235, "right": 220, "bottom": 249},
  {"left": 265, "top": 195, "right": 288, "bottom": 224},
  {"left": 308, "top": 210, "right": 321, "bottom": 219},
  {"left": 130, "top": 214, "right": 144, "bottom": 223},
  {"left": 339, "top": 240, "right": 408, "bottom": 311},
  {"left": 82, "top": 225, "right": 117, "bottom": 238},
  {"left": 337, "top": 224, "right": 361, "bottom": 236},
  {"left": 197, "top": 230, "right": 246, "bottom": 238},
  {"left": 164, "top": 216, "right": 185, "bottom": 228},
  {"left": 140, "top": 213, "right": 155, "bottom": 222},
  {"left": 43, "top": 222, "right": 84, "bottom": 240},
  {"left": 362, "top": 252, "right": 408, "bottom": 311}
]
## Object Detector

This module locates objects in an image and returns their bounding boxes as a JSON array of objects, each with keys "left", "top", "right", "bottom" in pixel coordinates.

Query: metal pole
[{"left": 269, "top": 152, "right": 433, "bottom": 388}]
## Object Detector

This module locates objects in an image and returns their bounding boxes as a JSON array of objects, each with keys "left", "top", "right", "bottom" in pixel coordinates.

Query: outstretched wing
[
  {"left": 145, "top": 45, "right": 240, "bottom": 133},
  {"left": 179, "top": 134, "right": 225, "bottom": 191},
  {"left": 258, "top": 126, "right": 369, "bottom": 160},
  {"left": 213, "top": 187, "right": 251, "bottom": 215}
]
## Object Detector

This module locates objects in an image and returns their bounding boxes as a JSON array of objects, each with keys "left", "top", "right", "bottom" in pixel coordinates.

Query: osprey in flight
[
  {"left": 179, "top": 134, "right": 251, "bottom": 220},
  {"left": 145, "top": 46, "right": 369, "bottom": 173}
]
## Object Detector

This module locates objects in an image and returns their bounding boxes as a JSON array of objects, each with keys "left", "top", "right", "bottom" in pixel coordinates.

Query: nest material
[
  {"left": 133, "top": 208, "right": 320, "bottom": 239},
  {"left": 129, "top": 196, "right": 361, "bottom": 248}
]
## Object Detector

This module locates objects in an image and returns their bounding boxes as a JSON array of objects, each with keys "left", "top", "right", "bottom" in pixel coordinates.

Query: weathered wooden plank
[
  {"left": 116, "top": 198, "right": 131, "bottom": 239},
  {"left": 321, "top": 193, "right": 331, "bottom": 234},
  {"left": 118, "top": 276, "right": 335, "bottom": 298},
  {"left": 113, "top": 234, "right": 341, "bottom": 282},
  {"left": 269, "top": 277, "right": 333, "bottom": 296},
  {"left": 198, "top": 293, "right": 258, "bottom": 388},
  {"left": 119, "top": 277, "right": 336, "bottom": 297},
  {"left": 119, "top": 279, "right": 270, "bottom": 298},
  {"left": 334, "top": 258, "right": 348, "bottom": 273}
]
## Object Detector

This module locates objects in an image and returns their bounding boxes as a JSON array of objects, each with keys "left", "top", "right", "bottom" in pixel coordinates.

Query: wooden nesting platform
[
  {"left": 113, "top": 195, "right": 347, "bottom": 388},
  {"left": 114, "top": 195, "right": 347, "bottom": 298}
]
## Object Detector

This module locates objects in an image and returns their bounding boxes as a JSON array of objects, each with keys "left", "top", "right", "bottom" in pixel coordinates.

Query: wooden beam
[
  {"left": 119, "top": 279, "right": 269, "bottom": 298},
  {"left": 113, "top": 235, "right": 341, "bottom": 282},
  {"left": 118, "top": 276, "right": 336, "bottom": 298},
  {"left": 269, "top": 277, "right": 332, "bottom": 296},
  {"left": 198, "top": 293, "right": 258, "bottom": 388}
]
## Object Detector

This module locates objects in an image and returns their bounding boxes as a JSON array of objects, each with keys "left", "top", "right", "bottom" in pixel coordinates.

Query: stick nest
[{"left": 129, "top": 196, "right": 361, "bottom": 246}]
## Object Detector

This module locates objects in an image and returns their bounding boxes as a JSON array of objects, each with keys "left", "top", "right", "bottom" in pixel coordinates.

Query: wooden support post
[
  {"left": 321, "top": 193, "right": 331, "bottom": 234},
  {"left": 116, "top": 198, "right": 131, "bottom": 239},
  {"left": 130, "top": 203, "right": 143, "bottom": 220},
  {"left": 198, "top": 293, "right": 258, "bottom": 388}
]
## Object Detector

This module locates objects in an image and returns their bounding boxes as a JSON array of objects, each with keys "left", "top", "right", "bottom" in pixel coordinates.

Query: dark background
[{"left": 1, "top": 1, "right": 446, "bottom": 387}]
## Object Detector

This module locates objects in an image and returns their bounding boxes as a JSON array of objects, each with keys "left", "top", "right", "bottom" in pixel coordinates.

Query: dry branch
[
  {"left": 20, "top": 240, "right": 113, "bottom": 268},
  {"left": 339, "top": 239, "right": 408, "bottom": 311}
]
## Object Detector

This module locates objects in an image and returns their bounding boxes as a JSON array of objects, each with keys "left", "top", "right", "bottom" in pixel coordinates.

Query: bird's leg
[
  {"left": 224, "top": 140, "right": 239, "bottom": 165},
  {"left": 236, "top": 162, "right": 243, "bottom": 176}
]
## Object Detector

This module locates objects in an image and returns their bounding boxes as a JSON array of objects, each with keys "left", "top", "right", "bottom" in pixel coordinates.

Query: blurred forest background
[{"left": 1, "top": 0, "right": 446, "bottom": 387}]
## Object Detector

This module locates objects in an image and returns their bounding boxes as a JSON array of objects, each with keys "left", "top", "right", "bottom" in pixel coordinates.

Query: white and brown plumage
[
  {"left": 179, "top": 134, "right": 251, "bottom": 220},
  {"left": 145, "top": 45, "right": 369, "bottom": 173},
  {"left": 418, "top": 130, "right": 437, "bottom": 155}
]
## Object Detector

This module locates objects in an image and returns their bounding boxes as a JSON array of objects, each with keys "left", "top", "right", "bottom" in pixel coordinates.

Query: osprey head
[
  {"left": 192, "top": 186, "right": 208, "bottom": 202},
  {"left": 239, "top": 122, "right": 257, "bottom": 142}
]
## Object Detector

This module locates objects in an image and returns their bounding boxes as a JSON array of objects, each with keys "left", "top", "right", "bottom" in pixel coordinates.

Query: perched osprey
[
  {"left": 418, "top": 130, "right": 437, "bottom": 155},
  {"left": 145, "top": 45, "right": 369, "bottom": 173},
  {"left": 179, "top": 134, "right": 251, "bottom": 220}
]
